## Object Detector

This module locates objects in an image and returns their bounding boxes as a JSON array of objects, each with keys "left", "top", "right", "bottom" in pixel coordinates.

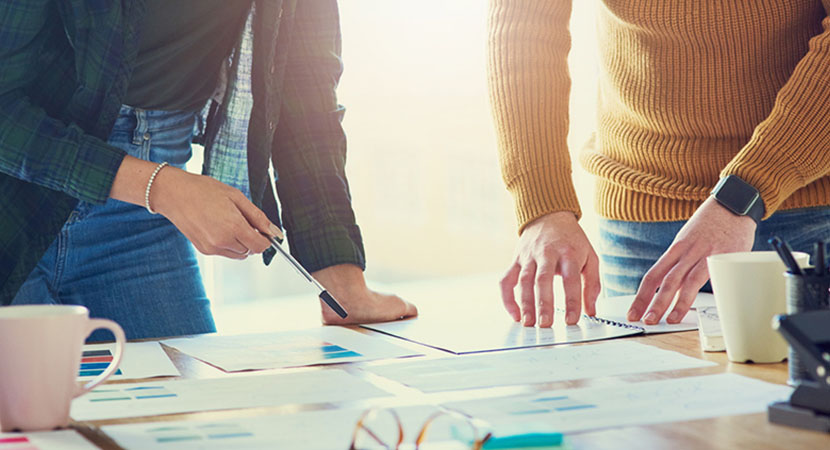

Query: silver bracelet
[{"left": 144, "top": 161, "right": 169, "bottom": 215}]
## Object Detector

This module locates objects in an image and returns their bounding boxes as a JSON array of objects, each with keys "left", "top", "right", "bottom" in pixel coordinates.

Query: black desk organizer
[{"left": 768, "top": 310, "right": 830, "bottom": 432}]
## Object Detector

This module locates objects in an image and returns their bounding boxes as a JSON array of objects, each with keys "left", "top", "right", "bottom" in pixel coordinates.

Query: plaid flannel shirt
[{"left": 0, "top": 0, "right": 365, "bottom": 305}]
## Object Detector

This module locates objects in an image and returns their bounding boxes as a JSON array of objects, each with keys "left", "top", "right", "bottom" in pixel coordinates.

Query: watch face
[{"left": 714, "top": 176, "right": 759, "bottom": 215}]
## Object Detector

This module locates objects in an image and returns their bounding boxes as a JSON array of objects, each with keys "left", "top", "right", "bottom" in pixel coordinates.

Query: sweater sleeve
[
  {"left": 721, "top": 15, "right": 830, "bottom": 219},
  {"left": 488, "top": 0, "right": 577, "bottom": 232}
]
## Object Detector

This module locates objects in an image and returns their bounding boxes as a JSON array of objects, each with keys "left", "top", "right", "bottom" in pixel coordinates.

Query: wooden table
[{"left": 72, "top": 328, "right": 829, "bottom": 450}]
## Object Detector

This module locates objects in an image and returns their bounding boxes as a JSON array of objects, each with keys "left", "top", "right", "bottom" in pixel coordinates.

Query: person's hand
[
  {"left": 627, "top": 197, "right": 756, "bottom": 325},
  {"left": 501, "top": 211, "right": 601, "bottom": 327},
  {"left": 311, "top": 264, "right": 418, "bottom": 325},
  {"left": 150, "top": 166, "right": 274, "bottom": 259}
]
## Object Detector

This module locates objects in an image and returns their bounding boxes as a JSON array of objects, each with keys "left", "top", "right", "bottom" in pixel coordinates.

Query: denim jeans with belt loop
[{"left": 11, "top": 106, "right": 216, "bottom": 341}]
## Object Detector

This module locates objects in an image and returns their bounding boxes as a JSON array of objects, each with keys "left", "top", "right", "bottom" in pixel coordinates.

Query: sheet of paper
[
  {"left": 445, "top": 373, "right": 791, "bottom": 433},
  {"left": 691, "top": 293, "right": 716, "bottom": 309},
  {"left": 595, "top": 295, "right": 699, "bottom": 334},
  {"left": 0, "top": 430, "right": 97, "bottom": 450},
  {"left": 79, "top": 342, "right": 179, "bottom": 381},
  {"left": 697, "top": 306, "right": 725, "bottom": 351},
  {"left": 162, "top": 327, "right": 421, "bottom": 372},
  {"left": 363, "top": 341, "right": 715, "bottom": 392},
  {"left": 364, "top": 313, "right": 640, "bottom": 354},
  {"left": 102, "top": 405, "right": 454, "bottom": 450},
  {"left": 71, "top": 369, "right": 390, "bottom": 421}
]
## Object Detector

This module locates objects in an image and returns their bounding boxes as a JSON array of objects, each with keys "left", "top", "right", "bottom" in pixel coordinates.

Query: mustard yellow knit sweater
[{"left": 488, "top": 0, "right": 830, "bottom": 231}]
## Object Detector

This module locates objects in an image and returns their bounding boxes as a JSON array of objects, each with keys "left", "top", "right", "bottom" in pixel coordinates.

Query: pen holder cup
[{"left": 784, "top": 270, "right": 830, "bottom": 386}]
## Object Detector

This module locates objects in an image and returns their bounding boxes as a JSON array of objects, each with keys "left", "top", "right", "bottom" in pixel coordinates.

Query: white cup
[
  {"left": 0, "top": 305, "right": 125, "bottom": 431},
  {"left": 707, "top": 251, "right": 809, "bottom": 363}
]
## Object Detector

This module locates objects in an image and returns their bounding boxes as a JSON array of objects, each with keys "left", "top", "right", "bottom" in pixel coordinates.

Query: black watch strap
[{"left": 711, "top": 175, "right": 765, "bottom": 224}]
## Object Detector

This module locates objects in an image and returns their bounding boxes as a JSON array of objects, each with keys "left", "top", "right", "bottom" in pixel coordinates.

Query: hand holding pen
[{"left": 263, "top": 225, "right": 348, "bottom": 319}]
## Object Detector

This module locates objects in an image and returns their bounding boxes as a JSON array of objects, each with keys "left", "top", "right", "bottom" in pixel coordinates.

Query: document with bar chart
[
  {"left": 79, "top": 342, "right": 179, "bottom": 381},
  {"left": 0, "top": 430, "right": 97, "bottom": 450},
  {"left": 444, "top": 374, "right": 792, "bottom": 433},
  {"left": 102, "top": 406, "right": 444, "bottom": 450},
  {"left": 70, "top": 369, "right": 391, "bottom": 421},
  {"left": 162, "top": 326, "right": 421, "bottom": 372}
]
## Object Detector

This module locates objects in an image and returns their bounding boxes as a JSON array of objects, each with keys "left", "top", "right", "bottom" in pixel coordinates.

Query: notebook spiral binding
[
  {"left": 553, "top": 307, "right": 644, "bottom": 331},
  {"left": 583, "top": 314, "right": 643, "bottom": 331}
]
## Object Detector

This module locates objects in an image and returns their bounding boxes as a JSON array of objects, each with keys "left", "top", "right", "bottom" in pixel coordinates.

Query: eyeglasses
[{"left": 349, "top": 407, "right": 493, "bottom": 450}]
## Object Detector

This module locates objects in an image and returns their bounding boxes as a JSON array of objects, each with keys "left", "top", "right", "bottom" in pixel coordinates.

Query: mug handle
[{"left": 74, "top": 319, "right": 126, "bottom": 398}]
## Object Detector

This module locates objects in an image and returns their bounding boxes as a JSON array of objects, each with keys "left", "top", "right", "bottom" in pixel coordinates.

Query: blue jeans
[
  {"left": 11, "top": 106, "right": 216, "bottom": 341},
  {"left": 598, "top": 208, "right": 830, "bottom": 297}
]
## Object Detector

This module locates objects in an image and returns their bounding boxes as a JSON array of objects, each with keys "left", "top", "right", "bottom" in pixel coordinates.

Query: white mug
[
  {"left": 707, "top": 251, "right": 809, "bottom": 363},
  {"left": 0, "top": 305, "right": 125, "bottom": 431}
]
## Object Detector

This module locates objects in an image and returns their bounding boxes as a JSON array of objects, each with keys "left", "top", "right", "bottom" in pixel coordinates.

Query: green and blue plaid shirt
[{"left": 0, "top": 0, "right": 365, "bottom": 305}]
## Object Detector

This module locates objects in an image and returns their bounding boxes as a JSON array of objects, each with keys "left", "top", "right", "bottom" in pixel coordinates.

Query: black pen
[
  {"left": 815, "top": 241, "right": 825, "bottom": 275},
  {"left": 263, "top": 227, "right": 348, "bottom": 319},
  {"left": 769, "top": 236, "right": 803, "bottom": 275}
]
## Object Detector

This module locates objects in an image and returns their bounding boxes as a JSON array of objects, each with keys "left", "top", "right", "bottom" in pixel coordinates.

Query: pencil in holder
[{"left": 784, "top": 269, "right": 830, "bottom": 386}]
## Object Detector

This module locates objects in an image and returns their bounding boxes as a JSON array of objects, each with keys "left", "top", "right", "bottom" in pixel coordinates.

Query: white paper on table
[
  {"left": 79, "top": 342, "right": 179, "bottom": 381},
  {"left": 71, "top": 369, "right": 390, "bottom": 421},
  {"left": 102, "top": 405, "right": 456, "bottom": 450},
  {"left": 363, "top": 312, "right": 640, "bottom": 354},
  {"left": 162, "top": 327, "right": 421, "bottom": 372},
  {"left": 594, "top": 295, "right": 700, "bottom": 334},
  {"left": 0, "top": 430, "right": 97, "bottom": 449},
  {"left": 691, "top": 293, "right": 716, "bottom": 309},
  {"left": 363, "top": 341, "right": 715, "bottom": 393},
  {"left": 445, "top": 373, "right": 791, "bottom": 433}
]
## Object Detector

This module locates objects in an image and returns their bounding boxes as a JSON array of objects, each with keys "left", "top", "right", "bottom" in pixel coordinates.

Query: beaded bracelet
[{"left": 144, "top": 161, "right": 169, "bottom": 215}]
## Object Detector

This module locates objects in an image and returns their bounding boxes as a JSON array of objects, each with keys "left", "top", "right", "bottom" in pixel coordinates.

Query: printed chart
[
  {"left": 71, "top": 369, "right": 390, "bottom": 421},
  {"left": 102, "top": 406, "right": 453, "bottom": 450},
  {"left": 0, "top": 430, "right": 96, "bottom": 450},
  {"left": 79, "top": 348, "right": 122, "bottom": 378},
  {"left": 363, "top": 341, "right": 715, "bottom": 392},
  {"left": 78, "top": 342, "right": 179, "bottom": 381},
  {"left": 162, "top": 327, "right": 421, "bottom": 372},
  {"left": 444, "top": 374, "right": 792, "bottom": 433}
]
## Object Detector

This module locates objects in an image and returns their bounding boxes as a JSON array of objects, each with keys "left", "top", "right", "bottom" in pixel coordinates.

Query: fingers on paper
[
  {"left": 582, "top": 251, "right": 601, "bottom": 317},
  {"left": 535, "top": 261, "right": 556, "bottom": 328},
  {"left": 667, "top": 260, "right": 709, "bottom": 324},
  {"left": 500, "top": 264, "right": 521, "bottom": 322},
  {"left": 628, "top": 243, "right": 685, "bottom": 321},
  {"left": 518, "top": 263, "right": 538, "bottom": 326},
  {"left": 560, "top": 258, "right": 582, "bottom": 325}
]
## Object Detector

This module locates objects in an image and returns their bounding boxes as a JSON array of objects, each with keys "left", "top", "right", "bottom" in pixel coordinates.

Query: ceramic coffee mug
[
  {"left": 0, "top": 305, "right": 125, "bottom": 431},
  {"left": 707, "top": 251, "right": 809, "bottom": 363}
]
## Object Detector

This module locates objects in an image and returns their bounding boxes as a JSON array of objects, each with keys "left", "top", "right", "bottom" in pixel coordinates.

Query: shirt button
[
  {"left": 269, "top": 64, "right": 276, "bottom": 75},
  {"left": 143, "top": 132, "right": 151, "bottom": 141},
  {"left": 278, "top": 8, "right": 283, "bottom": 19},
  {"left": 268, "top": 121, "right": 275, "bottom": 131}
]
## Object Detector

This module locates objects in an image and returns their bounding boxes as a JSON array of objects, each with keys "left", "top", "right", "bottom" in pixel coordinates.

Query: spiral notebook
[{"left": 362, "top": 294, "right": 705, "bottom": 355}]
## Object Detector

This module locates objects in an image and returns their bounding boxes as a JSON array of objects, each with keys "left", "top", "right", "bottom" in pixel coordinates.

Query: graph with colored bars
[
  {"left": 315, "top": 342, "right": 361, "bottom": 360},
  {"left": 506, "top": 395, "right": 597, "bottom": 416},
  {"left": 274, "top": 340, "right": 363, "bottom": 363},
  {"left": 144, "top": 423, "right": 254, "bottom": 444},
  {"left": 87, "top": 386, "right": 177, "bottom": 402},
  {"left": 79, "top": 349, "right": 122, "bottom": 377},
  {"left": 0, "top": 436, "right": 37, "bottom": 450}
]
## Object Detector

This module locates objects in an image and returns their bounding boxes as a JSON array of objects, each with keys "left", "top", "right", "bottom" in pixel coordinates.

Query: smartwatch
[{"left": 711, "top": 175, "right": 765, "bottom": 224}]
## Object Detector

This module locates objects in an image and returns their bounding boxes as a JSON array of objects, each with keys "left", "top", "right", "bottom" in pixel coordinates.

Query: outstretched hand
[
  {"left": 627, "top": 197, "right": 757, "bottom": 325},
  {"left": 500, "top": 211, "right": 601, "bottom": 327},
  {"left": 312, "top": 264, "right": 418, "bottom": 325}
]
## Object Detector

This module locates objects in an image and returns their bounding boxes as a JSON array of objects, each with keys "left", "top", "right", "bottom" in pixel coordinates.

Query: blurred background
[{"left": 194, "top": 0, "right": 602, "bottom": 330}]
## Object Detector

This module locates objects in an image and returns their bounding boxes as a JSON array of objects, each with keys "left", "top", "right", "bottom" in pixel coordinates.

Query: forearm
[{"left": 272, "top": 0, "right": 365, "bottom": 272}]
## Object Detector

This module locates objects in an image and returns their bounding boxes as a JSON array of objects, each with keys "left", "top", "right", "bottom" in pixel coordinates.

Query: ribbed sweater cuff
[
  {"left": 721, "top": 140, "right": 805, "bottom": 220},
  {"left": 507, "top": 164, "right": 581, "bottom": 233}
]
